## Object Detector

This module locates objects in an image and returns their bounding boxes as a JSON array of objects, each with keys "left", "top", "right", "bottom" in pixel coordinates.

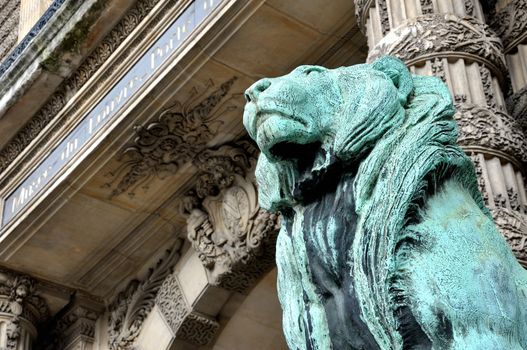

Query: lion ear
[{"left": 372, "top": 56, "right": 413, "bottom": 106}]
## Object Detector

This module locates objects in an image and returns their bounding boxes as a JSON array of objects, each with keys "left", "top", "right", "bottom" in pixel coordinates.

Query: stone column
[
  {"left": 354, "top": 0, "right": 527, "bottom": 266},
  {"left": 0, "top": 272, "right": 49, "bottom": 350}
]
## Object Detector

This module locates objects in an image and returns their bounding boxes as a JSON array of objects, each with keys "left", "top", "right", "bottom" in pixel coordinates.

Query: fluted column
[
  {"left": 0, "top": 272, "right": 49, "bottom": 350},
  {"left": 355, "top": 0, "right": 527, "bottom": 266}
]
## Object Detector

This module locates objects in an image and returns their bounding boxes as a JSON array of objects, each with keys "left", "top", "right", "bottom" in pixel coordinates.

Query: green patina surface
[{"left": 243, "top": 56, "right": 527, "bottom": 349}]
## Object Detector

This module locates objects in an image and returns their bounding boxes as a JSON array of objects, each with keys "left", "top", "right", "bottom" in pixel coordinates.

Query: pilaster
[{"left": 354, "top": 0, "right": 527, "bottom": 266}]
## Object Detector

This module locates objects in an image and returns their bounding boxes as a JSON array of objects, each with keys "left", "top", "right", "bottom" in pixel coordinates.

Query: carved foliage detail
[
  {"left": 491, "top": 208, "right": 527, "bottom": 267},
  {"left": 155, "top": 273, "right": 219, "bottom": 346},
  {"left": 507, "top": 86, "right": 527, "bottom": 134},
  {"left": 368, "top": 14, "right": 507, "bottom": 83},
  {"left": 183, "top": 141, "right": 280, "bottom": 292},
  {"left": 455, "top": 103, "right": 527, "bottom": 163},
  {"left": 490, "top": 0, "right": 527, "bottom": 52},
  {"left": 108, "top": 240, "right": 182, "bottom": 350},
  {"left": 105, "top": 78, "right": 237, "bottom": 197}
]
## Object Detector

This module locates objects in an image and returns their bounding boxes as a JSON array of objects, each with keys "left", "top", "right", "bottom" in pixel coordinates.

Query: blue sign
[{"left": 2, "top": 0, "right": 223, "bottom": 227}]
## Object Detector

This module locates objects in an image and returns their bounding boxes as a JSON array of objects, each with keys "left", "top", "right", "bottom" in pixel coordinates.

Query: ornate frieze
[
  {"left": 0, "top": 0, "right": 162, "bottom": 180},
  {"left": 490, "top": 0, "right": 527, "bottom": 53},
  {"left": 182, "top": 141, "right": 280, "bottom": 293},
  {"left": 455, "top": 103, "right": 527, "bottom": 164},
  {"left": 105, "top": 77, "right": 237, "bottom": 198},
  {"left": 491, "top": 208, "right": 527, "bottom": 267},
  {"left": 108, "top": 240, "right": 183, "bottom": 350},
  {"left": 367, "top": 14, "right": 508, "bottom": 84},
  {"left": 155, "top": 273, "right": 219, "bottom": 346}
]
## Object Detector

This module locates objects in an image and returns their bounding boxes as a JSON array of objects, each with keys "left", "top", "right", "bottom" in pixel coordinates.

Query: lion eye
[{"left": 304, "top": 67, "right": 323, "bottom": 76}]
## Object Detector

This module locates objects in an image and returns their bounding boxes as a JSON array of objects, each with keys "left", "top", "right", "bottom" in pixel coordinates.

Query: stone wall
[{"left": 0, "top": 0, "right": 19, "bottom": 62}]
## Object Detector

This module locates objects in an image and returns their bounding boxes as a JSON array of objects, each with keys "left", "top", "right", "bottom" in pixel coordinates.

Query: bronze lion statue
[{"left": 243, "top": 56, "right": 527, "bottom": 349}]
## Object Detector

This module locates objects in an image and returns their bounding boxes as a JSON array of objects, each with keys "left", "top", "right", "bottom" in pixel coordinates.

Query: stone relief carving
[
  {"left": 378, "top": 1, "right": 390, "bottom": 35},
  {"left": 491, "top": 208, "right": 527, "bottom": 266},
  {"left": 455, "top": 103, "right": 527, "bottom": 164},
  {"left": 104, "top": 77, "right": 237, "bottom": 198},
  {"left": 182, "top": 141, "right": 280, "bottom": 293},
  {"left": 0, "top": 0, "right": 163, "bottom": 182},
  {"left": 367, "top": 14, "right": 507, "bottom": 84},
  {"left": 353, "top": 0, "right": 374, "bottom": 34},
  {"left": 507, "top": 86, "right": 527, "bottom": 133},
  {"left": 464, "top": 0, "right": 475, "bottom": 16},
  {"left": 430, "top": 58, "right": 446, "bottom": 82},
  {"left": 43, "top": 305, "right": 99, "bottom": 350},
  {"left": 479, "top": 65, "right": 497, "bottom": 109},
  {"left": 0, "top": 272, "right": 49, "bottom": 350},
  {"left": 108, "top": 239, "right": 182, "bottom": 350},
  {"left": 155, "top": 273, "right": 219, "bottom": 346},
  {"left": 490, "top": 0, "right": 527, "bottom": 52}
]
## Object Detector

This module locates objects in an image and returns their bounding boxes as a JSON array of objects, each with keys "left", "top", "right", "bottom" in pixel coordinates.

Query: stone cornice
[
  {"left": 490, "top": 0, "right": 527, "bottom": 53},
  {"left": 367, "top": 14, "right": 508, "bottom": 85},
  {"left": 0, "top": 0, "right": 160, "bottom": 181}
]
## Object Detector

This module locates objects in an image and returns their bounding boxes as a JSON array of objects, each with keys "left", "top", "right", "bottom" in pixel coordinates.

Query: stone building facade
[{"left": 0, "top": 0, "right": 524, "bottom": 349}]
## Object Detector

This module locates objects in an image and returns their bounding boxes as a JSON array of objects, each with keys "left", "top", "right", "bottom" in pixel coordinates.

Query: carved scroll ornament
[
  {"left": 368, "top": 14, "right": 508, "bottom": 84},
  {"left": 108, "top": 240, "right": 182, "bottom": 350},
  {"left": 105, "top": 78, "right": 237, "bottom": 197},
  {"left": 182, "top": 141, "right": 280, "bottom": 293}
]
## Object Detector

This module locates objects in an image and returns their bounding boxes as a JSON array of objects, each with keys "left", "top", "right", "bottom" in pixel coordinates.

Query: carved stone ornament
[
  {"left": 104, "top": 78, "right": 237, "bottom": 197},
  {"left": 454, "top": 103, "right": 527, "bottom": 164},
  {"left": 491, "top": 208, "right": 527, "bottom": 267},
  {"left": 507, "top": 86, "right": 527, "bottom": 134},
  {"left": 353, "top": 0, "right": 375, "bottom": 34},
  {"left": 44, "top": 305, "right": 99, "bottom": 350},
  {"left": 0, "top": 0, "right": 163, "bottom": 182},
  {"left": 490, "top": 0, "right": 527, "bottom": 53},
  {"left": 155, "top": 273, "right": 219, "bottom": 346},
  {"left": 182, "top": 141, "right": 280, "bottom": 293},
  {"left": 0, "top": 272, "right": 50, "bottom": 350},
  {"left": 108, "top": 239, "right": 182, "bottom": 350},
  {"left": 367, "top": 14, "right": 508, "bottom": 84},
  {"left": 243, "top": 56, "right": 527, "bottom": 349}
]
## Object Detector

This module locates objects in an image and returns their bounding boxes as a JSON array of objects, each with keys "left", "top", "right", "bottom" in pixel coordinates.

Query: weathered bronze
[{"left": 243, "top": 56, "right": 527, "bottom": 349}]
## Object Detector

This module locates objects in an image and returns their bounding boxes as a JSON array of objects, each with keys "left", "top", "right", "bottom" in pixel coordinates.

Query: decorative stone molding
[
  {"left": 353, "top": 0, "right": 374, "bottom": 34},
  {"left": 490, "top": 0, "right": 527, "bottom": 53},
  {"left": 44, "top": 304, "right": 100, "bottom": 350},
  {"left": 155, "top": 273, "right": 219, "bottom": 346},
  {"left": 507, "top": 86, "right": 527, "bottom": 133},
  {"left": 367, "top": 14, "right": 508, "bottom": 84},
  {"left": 0, "top": 0, "right": 163, "bottom": 180},
  {"left": 182, "top": 141, "right": 280, "bottom": 293},
  {"left": 105, "top": 77, "right": 237, "bottom": 198},
  {"left": 108, "top": 239, "right": 183, "bottom": 350},
  {"left": 491, "top": 208, "right": 527, "bottom": 267},
  {"left": 0, "top": 0, "right": 20, "bottom": 63},
  {"left": 0, "top": 271, "right": 50, "bottom": 350},
  {"left": 454, "top": 103, "right": 527, "bottom": 165}
]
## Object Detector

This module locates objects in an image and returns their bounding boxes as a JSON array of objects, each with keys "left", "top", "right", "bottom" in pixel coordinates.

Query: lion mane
[{"left": 243, "top": 56, "right": 526, "bottom": 349}]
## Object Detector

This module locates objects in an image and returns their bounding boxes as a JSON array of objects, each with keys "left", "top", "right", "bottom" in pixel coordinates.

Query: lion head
[{"left": 243, "top": 56, "right": 429, "bottom": 211}]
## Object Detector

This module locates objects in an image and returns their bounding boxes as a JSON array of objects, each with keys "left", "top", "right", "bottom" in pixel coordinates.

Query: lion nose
[{"left": 245, "top": 78, "right": 271, "bottom": 102}]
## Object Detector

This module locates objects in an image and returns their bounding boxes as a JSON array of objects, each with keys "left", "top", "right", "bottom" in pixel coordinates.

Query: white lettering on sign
[{"left": 2, "top": 0, "right": 221, "bottom": 227}]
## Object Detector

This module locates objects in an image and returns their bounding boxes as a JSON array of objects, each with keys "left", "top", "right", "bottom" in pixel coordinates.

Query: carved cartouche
[{"left": 243, "top": 56, "right": 527, "bottom": 349}]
